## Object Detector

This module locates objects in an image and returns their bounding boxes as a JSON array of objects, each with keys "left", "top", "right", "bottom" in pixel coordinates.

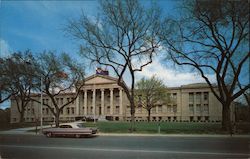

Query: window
[
  {"left": 204, "top": 104, "right": 209, "bottom": 113},
  {"left": 115, "top": 106, "right": 119, "bottom": 114},
  {"left": 67, "top": 108, "right": 70, "bottom": 114},
  {"left": 71, "top": 108, "right": 74, "bottom": 114},
  {"left": 204, "top": 92, "right": 209, "bottom": 101},
  {"left": 126, "top": 106, "right": 130, "bottom": 113},
  {"left": 205, "top": 116, "right": 209, "bottom": 121},
  {"left": 189, "top": 104, "right": 194, "bottom": 113},
  {"left": 190, "top": 116, "right": 194, "bottom": 122},
  {"left": 60, "top": 98, "right": 63, "bottom": 105},
  {"left": 167, "top": 105, "right": 171, "bottom": 112},
  {"left": 46, "top": 108, "right": 49, "bottom": 114},
  {"left": 46, "top": 99, "right": 49, "bottom": 104},
  {"left": 197, "top": 116, "right": 201, "bottom": 121},
  {"left": 172, "top": 93, "right": 177, "bottom": 103},
  {"left": 196, "top": 104, "right": 201, "bottom": 113},
  {"left": 189, "top": 93, "right": 194, "bottom": 103},
  {"left": 137, "top": 107, "right": 142, "bottom": 113},
  {"left": 32, "top": 109, "right": 34, "bottom": 114},
  {"left": 107, "top": 106, "right": 110, "bottom": 114},
  {"left": 196, "top": 92, "right": 201, "bottom": 103},
  {"left": 67, "top": 98, "right": 70, "bottom": 102},
  {"left": 173, "top": 105, "right": 177, "bottom": 113},
  {"left": 56, "top": 98, "right": 59, "bottom": 104},
  {"left": 151, "top": 107, "right": 156, "bottom": 113},
  {"left": 71, "top": 98, "right": 75, "bottom": 104},
  {"left": 158, "top": 105, "right": 162, "bottom": 113},
  {"left": 168, "top": 117, "right": 171, "bottom": 121}
]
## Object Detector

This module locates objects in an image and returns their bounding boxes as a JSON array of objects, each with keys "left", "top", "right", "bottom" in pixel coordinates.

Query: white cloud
[
  {"left": 136, "top": 57, "right": 216, "bottom": 87},
  {"left": 0, "top": 39, "right": 12, "bottom": 58}
]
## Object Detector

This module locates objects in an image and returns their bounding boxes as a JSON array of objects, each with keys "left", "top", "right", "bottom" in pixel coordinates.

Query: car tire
[
  {"left": 46, "top": 132, "right": 52, "bottom": 138},
  {"left": 75, "top": 134, "right": 81, "bottom": 138}
]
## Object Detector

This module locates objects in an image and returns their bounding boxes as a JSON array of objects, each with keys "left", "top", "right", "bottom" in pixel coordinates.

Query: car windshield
[{"left": 76, "top": 123, "right": 85, "bottom": 128}]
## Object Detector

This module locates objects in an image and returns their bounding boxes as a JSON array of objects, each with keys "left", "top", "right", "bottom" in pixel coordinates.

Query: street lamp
[{"left": 40, "top": 76, "right": 43, "bottom": 131}]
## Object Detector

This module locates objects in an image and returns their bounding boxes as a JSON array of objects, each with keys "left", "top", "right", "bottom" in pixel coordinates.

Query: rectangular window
[
  {"left": 173, "top": 105, "right": 177, "bottom": 113},
  {"left": 46, "top": 108, "right": 49, "bottom": 114},
  {"left": 46, "top": 99, "right": 49, "bottom": 104},
  {"left": 158, "top": 105, "right": 162, "bottom": 113},
  {"left": 204, "top": 104, "right": 209, "bottom": 112},
  {"left": 107, "top": 106, "right": 110, "bottom": 114},
  {"left": 196, "top": 104, "right": 201, "bottom": 113},
  {"left": 71, "top": 98, "right": 75, "bottom": 104},
  {"left": 115, "top": 106, "right": 119, "bottom": 114},
  {"left": 126, "top": 106, "right": 130, "bottom": 113},
  {"left": 204, "top": 92, "right": 209, "bottom": 101},
  {"left": 67, "top": 108, "right": 70, "bottom": 115},
  {"left": 60, "top": 98, "right": 63, "bottom": 105},
  {"left": 189, "top": 104, "right": 194, "bottom": 113},
  {"left": 167, "top": 105, "right": 171, "bottom": 112},
  {"left": 189, "top": 93, "right": 194, "bottom": 103},
  {"left": 151, "top": 107, "right": 156, "bottom": 113},
  {"left": 71, "top": 108, "right": 74, "bottom": 114},
  {"left": 172, "top": 93, "right": 177, "bottom": 103},
  {"left": 196, "top": 92, "right": 201, "bottom": 103}
]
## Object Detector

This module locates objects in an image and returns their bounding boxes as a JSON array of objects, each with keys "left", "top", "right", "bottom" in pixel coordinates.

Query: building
[{"left": 10, "top": 73, "right": 223, "bottom": 123}]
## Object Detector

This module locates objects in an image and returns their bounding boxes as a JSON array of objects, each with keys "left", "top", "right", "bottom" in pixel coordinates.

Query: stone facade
[{"left": 10, "top": 74, "right": 222, "bottom": 123}]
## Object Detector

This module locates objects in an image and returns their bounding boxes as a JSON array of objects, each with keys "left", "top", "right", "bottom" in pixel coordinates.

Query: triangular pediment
[{"left": 85, "top": 74, "right": 117, "bottom": 85}]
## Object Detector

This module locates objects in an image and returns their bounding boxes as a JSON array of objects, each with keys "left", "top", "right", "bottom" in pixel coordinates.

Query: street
[{"left": 0, "top": 134, "right": 249, "bottom": 159}]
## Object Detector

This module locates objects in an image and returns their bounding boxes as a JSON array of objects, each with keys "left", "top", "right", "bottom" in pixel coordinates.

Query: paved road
[{"left": 0, "top": 134, "right": 249, "bottom": 159}]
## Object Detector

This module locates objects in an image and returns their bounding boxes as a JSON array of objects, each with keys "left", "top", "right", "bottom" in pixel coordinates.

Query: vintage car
[{"left": 42, "top": 122, "right": 98, "bottom": 138}]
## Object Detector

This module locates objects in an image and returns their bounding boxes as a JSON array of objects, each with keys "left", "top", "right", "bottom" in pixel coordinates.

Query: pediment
[{"left": 85, "top": 75, "right": 117, "bottom": 85}]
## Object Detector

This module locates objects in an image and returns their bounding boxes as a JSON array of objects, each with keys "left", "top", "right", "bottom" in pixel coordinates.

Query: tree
[
  {"left": 1, "top": 51, "right": 37, "bottom": 122},
  {"left": 161, "top": 0, "right": 249, "bottom": 131},
  {"left": 66, "top": 0, "right": 163, "bottom": 131},
  {"left": 135, "top": 76, "right": 167, "bottom": 122},
  {"left": 31, "top": 51, "right": 85, "bottom": 127},
  {"left": 0, "top": 58, "right": 16, "bottom": 103}
]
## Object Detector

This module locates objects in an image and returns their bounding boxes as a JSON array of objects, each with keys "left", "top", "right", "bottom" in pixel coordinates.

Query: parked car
[{"left": 42, "top": 122, "right": 98, "bottom": 138}]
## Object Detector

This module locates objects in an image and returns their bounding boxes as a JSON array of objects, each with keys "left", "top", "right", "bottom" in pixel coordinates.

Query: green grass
[
  {"left": 84, "top": 122, "right": 226, "bottom": 134},
  {"left": 24, "top": 121, "right": 250, "bottom": 134}
]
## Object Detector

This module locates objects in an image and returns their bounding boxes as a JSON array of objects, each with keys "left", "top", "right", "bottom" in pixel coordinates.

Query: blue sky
[{"left": 0, "top": 0, "right": 215, "bottom": 108}]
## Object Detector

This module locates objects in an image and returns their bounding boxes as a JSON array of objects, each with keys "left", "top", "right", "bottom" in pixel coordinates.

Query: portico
[{"left": 77, "top": 74, "right": 124, "bottom": 120}]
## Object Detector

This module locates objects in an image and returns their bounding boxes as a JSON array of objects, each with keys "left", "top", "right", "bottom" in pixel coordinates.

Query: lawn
[{"left": 84, "top": 122, "right": 225, "bottom": 134}]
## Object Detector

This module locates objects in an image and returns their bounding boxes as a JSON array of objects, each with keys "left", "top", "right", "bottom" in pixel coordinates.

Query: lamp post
[{"left": 40, "top": 76, "right": 43, "bottom": 131}]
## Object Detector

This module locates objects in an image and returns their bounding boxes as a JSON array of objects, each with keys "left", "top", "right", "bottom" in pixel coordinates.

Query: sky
[{"left": 0, "top": 0, "right": 218, "bottom": 108}]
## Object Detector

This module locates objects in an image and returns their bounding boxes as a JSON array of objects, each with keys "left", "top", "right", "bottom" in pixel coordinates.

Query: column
[
  {"left": 76, "top": 94, "right": 80, "bottom": 116},
  {"left": 92, "top": 89, "right": 96, "bottom": 117},
  {"left": 101, "top": 89, "right": 105, "bottom": 115},
  {"left": 110, "top": 88, "right": 113, "bottom": 115},
  {"left": 119, "top": 88, "right": 123, "bottom": 115},
  {"left": 84, "top": 90, "right": 87, "bottom": 115}
]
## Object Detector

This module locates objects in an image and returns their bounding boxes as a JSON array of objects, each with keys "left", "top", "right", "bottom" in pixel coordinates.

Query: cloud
[
  {"left": 136, "top": 57, "right": 216, "bottom": 87},
  {"left": 0, "top": 39, "right": 12, "bottom": 58}
]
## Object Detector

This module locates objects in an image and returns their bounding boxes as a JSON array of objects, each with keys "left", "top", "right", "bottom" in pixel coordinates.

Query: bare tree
[
  {"left": 1, "top": 51, "right": 37, "bottom": 122},
  {"left": 66, "top": 0, "right": 163, "bottom": 131},
  {"left": 0, "top": 58, "right": 16, "bottom": 103},
  {"left": 31, "top": 51, "right": 85, "bottom": 127},
  {"left": 161, "top": 0, "right": 249, "bottom": 131},
  {"left": 135, "top": 76, "right": 168, "bottom": 122}
]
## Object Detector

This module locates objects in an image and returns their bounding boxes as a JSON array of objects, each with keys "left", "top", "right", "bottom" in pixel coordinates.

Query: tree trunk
[
  {"left": 222, "top": 103, "right": 231, "bottom": 132},
  {"left": 147, "top": 109, "right": 151, "bottom": 122},
  {"left": 130, "top": 97, "right": 135, "bottom": 132},
  {"left": 55, "top": 113, "right": 60, "bottom": 127},
  {"left": 19, "top": 111, "right": 25, "bottom": 123}
]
